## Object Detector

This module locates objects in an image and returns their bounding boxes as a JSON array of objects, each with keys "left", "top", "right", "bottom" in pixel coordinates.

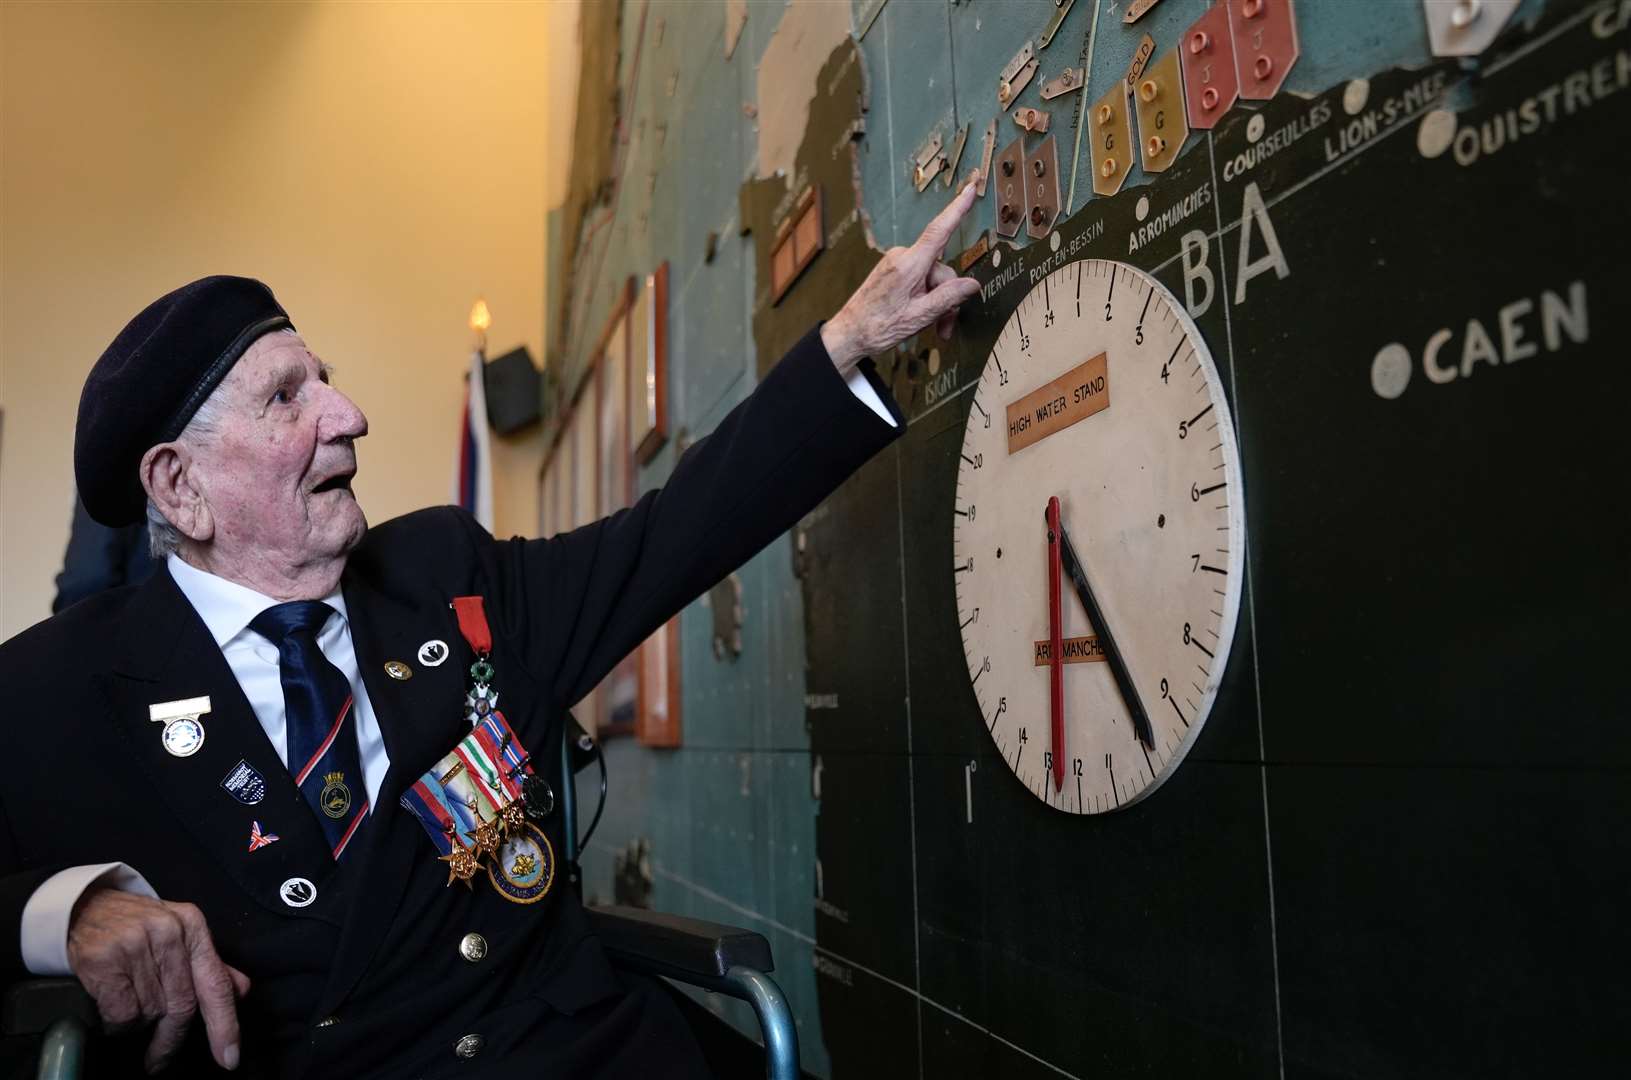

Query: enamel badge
[
  {"left": 247, "top": 821, "right": 279, "bottom": 852},
  {"left": 487, "top": 822, "right": 555, "bottom": 904},
  {"left": 221, "top": 759, "right": 267, "bottom": 805},
  {"left": 149, "top": 696, "right": 210, "bottom": 757}
]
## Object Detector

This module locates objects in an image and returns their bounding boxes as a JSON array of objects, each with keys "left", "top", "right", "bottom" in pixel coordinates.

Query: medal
[
  {"left": 439, "top": 841, "right": 480, "bottom": 888},
  {"left": 522, "top": 774, "right": 555, "bottom": 821},
  {"left": 149, "top": 696, "right": 210, "bottom": 757},
  {"left": 396, "top": 596, "right": 554, "bottom": 897}
]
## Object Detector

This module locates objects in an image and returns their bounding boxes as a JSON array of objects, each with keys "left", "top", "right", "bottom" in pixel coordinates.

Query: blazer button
[
  {"left": 454, "top": 1034, "right": 485, "bottom": 1059},
  {"left": 459, "top": 932, "right": 488, "bottom": 962}
]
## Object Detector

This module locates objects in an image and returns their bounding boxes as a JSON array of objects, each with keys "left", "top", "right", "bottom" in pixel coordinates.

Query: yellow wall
[{"left": 0, "top": 0, "right": 581, "bottom": 640}]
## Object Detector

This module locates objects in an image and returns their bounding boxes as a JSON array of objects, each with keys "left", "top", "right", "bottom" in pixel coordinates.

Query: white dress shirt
[
  {"left": 21, "top": 357, "right": 893, "bottom": 974},
  {"left": 19, "top": 557, "right": 390, "bottom": 974}
]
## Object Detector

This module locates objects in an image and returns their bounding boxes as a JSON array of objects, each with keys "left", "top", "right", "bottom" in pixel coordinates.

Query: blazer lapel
[
  {"left": 106, "top": 570, "right": 341, "bottom": 924},
  {"left": 318, "top": 571, "right": 467, "bottom": 1012}
]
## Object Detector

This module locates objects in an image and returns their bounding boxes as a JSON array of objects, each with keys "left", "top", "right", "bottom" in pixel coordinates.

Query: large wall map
[{"left": 558, "top": 2, "right": 1629, "bottom": 1076}]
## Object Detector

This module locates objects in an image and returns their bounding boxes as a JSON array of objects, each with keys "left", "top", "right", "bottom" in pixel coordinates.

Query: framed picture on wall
[
  {"left": 628, "top": 262, "right": 669, "bottom": 465},
  {"left": 569, "top": 369, "right": 598, "bottom": 529},
  {"left": 636, "top": 615, "right": 682, "bottom": 748},
  {"left": 592, "top": 282, "right": 639, "bottom": 738},
  {"left": 599, "top": 280, "right": 633, "bottom": 516}
]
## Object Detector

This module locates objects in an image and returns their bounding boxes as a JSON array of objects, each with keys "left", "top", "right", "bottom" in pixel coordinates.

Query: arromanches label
[
  {"left": 1005, "top": 353, "right": 1109, "bottom": 454},
  {"left": 1033, "top": 635, "right": 1107, "bottom": 665}
]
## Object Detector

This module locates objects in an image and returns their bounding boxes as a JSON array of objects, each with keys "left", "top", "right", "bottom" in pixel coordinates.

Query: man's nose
[{"left": 317, "top": 384, "right": 369, "bottom": 442}]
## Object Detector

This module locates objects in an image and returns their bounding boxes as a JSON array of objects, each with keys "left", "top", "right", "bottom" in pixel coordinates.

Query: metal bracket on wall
[
  {"left": 1181, "top": 2, "right": 1240, "bottom": 129},
  {"left": 941, "top": 123, "right": 971, "bottom": 188},
  {"left": 912, "top": 130, "right": 945, "bottom": 192},
  {"left": 1123, "top": 0, "right": 1165, "bottom": 24},
  {"left": 998, "top": 43, "right": 1039, "bottom": 109},
  {"left": 974, "top": 119, "right": 997, "bottom": 196},
  {"left": 1024, "top": 135, "right": 1061, "bottom": 239},
  {"left": 992, "top": 136, "right": 1028, "bottom": 239},
  {"left": 1013, "top": 106, "right": 1052, "bottom": 134},
  {"left": 1037, "top": 0, "right": 1076, "bottom": 50},
  {"left": 1134, "top": 47, "right": 1187, "bottom": 173},
  {"left": 1422, "top": 0, "right": 1520, "bottom": 57},
  {"left": 1040, "top": 67, "right": 1085, "bottom": 100},
  {"left": 1229, "top": 0, "right": 1299, "bottom": 100}
]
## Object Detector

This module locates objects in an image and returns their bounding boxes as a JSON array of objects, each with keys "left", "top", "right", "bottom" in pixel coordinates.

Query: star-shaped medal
[
  {"left": 439, "top": 843, "right": 480, "bottom": 888},
  {"left": 500, "top": 798, "right": 528, "bottom": 834},
  {"left": 471, "top": 818, "right": 504, "bottom": 860}
]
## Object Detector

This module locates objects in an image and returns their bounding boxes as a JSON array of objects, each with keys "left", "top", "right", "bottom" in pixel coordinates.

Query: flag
[
  {"left": 454, "top": 350, "right": 494, "bottom": 530},
  {"left": 247, "top": 821, "right": 279, "bottom": 852}
]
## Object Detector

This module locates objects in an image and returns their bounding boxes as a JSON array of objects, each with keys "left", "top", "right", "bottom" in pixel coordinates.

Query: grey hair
[{"left": 144, "top": 328, "right": 300, "bottom": 558}]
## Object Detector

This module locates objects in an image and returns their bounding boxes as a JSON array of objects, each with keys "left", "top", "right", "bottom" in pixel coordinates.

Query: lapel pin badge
[
  {"left": 384, "top": 660, "right": 413, "bottom": 680},
  {"left": 221, "top": 759, "right": 268, "bottom": 805},
  {"left": 280, "top": 877, "right": 316, "bottom": 908},
  {"left": 149, "top": 696, "right": 211, "bottom": 757},
  {"left": 418, "top": 639, "right": 449, "bottom": 667},
  {"left": 248, "top": 821, "right": 280, "bottom": 852}
]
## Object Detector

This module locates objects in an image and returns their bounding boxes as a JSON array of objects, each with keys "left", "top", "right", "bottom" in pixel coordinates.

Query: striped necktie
[{"left": 249, "top": 601, "right": 369, "bottom": 860}]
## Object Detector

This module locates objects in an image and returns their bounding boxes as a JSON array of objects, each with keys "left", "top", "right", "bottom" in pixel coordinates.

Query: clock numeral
[
  {"left": 1018, "top": 333, "right": 1032, "bottom": 352},
  {"left": 1019, "top": 726, "right": 1029, "bottom": 744},
  {"left": 1191, "top": 553, "right": 1200, "bottom": 573},
  {"left": 1043, "top": 750, "right": 1053, "bottom": 772},
  {"left": 1161, "top": 359, "right": 1171, "bottom": 383},
  {"left": 1190, "top": 482, "right": 1201, "bottom": 502},
  {"left": 1104, "top": 302, "right": 1112, "bottom": 322},
  {"left": 1043, "top": 310, "right": 1055, "bottom": 328},
  {"left": 970, "top": 453, "right": 984, "bottom": 469},
  {"left": 1103, "top": 753, "right": 1113, "bottom": 768},
  {"left": 1182, "top": 622, "right": 1192, "bottom": 645},
  {"left": 966, "top": 504, "right": 977, "bottom": 522},
  {"left": 1159, "top": 678, "right": 1170, "bottom": 699},
  {"left": 998, "top": 369, "right": 1010, "bottom": 387},
  {"left": 1072, "top": 758, "right": 1084, "bottom": 777},
  {"left": 1135, "top": 324, "right": 1145, "bottom": 346}
]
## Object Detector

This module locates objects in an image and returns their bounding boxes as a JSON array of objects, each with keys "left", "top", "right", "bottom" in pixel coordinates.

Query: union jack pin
[{"left": 247, "top": 821, "right": 280, "bottom": 852}]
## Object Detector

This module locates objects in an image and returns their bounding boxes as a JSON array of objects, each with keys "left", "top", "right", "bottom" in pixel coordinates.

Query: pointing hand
[{"left": 820, "top": 172, "right": 984, "bottom": 372}]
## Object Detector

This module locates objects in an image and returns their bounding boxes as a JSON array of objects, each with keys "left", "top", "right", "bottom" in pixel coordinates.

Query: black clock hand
[{"left": 1047, "top": 509, "right": 1157, "bottom": 751}]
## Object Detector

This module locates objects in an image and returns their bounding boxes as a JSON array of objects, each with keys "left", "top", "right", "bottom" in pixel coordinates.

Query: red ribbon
[{"left": 451, "top": 596, "right": 493, "bottom": 656}]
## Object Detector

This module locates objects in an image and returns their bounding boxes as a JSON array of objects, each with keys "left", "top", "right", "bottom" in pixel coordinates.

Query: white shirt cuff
[
  {"left": 21, "top": 863, "right": 158, "bottom": 976},
  {"left": 844, "top": 367, "right": 898, "bottom": 428}
]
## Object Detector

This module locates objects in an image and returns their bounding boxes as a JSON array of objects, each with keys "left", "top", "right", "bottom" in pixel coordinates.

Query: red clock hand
[{"left": 1046, "top": 496, "right": 1065, "bottom": 794}]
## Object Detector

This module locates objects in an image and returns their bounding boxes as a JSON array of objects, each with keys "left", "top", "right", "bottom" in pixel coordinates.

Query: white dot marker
[
  {"left": 1417, "top": 109, "right": 1457, "bottom": 159},
  {"left": 1370, "top": 344, "right": 1413, "bottom": 400},
  {"left": 1343, "top": 79, "right": 1370, "bottom": 116}
]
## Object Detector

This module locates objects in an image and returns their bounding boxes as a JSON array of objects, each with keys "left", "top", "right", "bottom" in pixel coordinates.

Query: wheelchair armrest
[
  {"left": 587, "top": 905, "right": 773, "bottom": 981},
  {"left": 2, "top": 978, "right": 97, "bottom": 1038}
]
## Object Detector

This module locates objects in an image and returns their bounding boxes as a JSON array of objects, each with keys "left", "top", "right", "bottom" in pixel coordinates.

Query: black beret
[{"left": 75, "top": 275, "right": 293, "bottom": 526}]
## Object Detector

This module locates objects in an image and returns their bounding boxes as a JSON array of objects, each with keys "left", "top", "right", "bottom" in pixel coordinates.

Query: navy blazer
[{"left": 0, "top": 326, "right": 901, "bottom": 1077}]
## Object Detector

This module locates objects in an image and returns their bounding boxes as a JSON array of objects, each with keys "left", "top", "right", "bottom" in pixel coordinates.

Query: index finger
[
  {"left": 909, "top": 171, "right": 981, "bottom": 264},
  {"left": 184, "top": 923, "right": 242, "bottom": 1069}
]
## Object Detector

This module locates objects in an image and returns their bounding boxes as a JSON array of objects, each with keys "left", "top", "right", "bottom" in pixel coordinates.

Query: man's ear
[{"left": 138, "top": 442, "right": 214, "bottom": 543}]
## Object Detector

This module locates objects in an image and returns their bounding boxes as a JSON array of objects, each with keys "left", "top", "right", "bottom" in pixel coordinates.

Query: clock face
[{"left": 953, "top": 259, "right": 1245, "bottom": 813}]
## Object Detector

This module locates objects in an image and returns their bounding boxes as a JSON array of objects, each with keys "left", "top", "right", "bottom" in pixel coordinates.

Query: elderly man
[{"left": 0, "top": 178, "right": 981, "bottom": 1076}]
